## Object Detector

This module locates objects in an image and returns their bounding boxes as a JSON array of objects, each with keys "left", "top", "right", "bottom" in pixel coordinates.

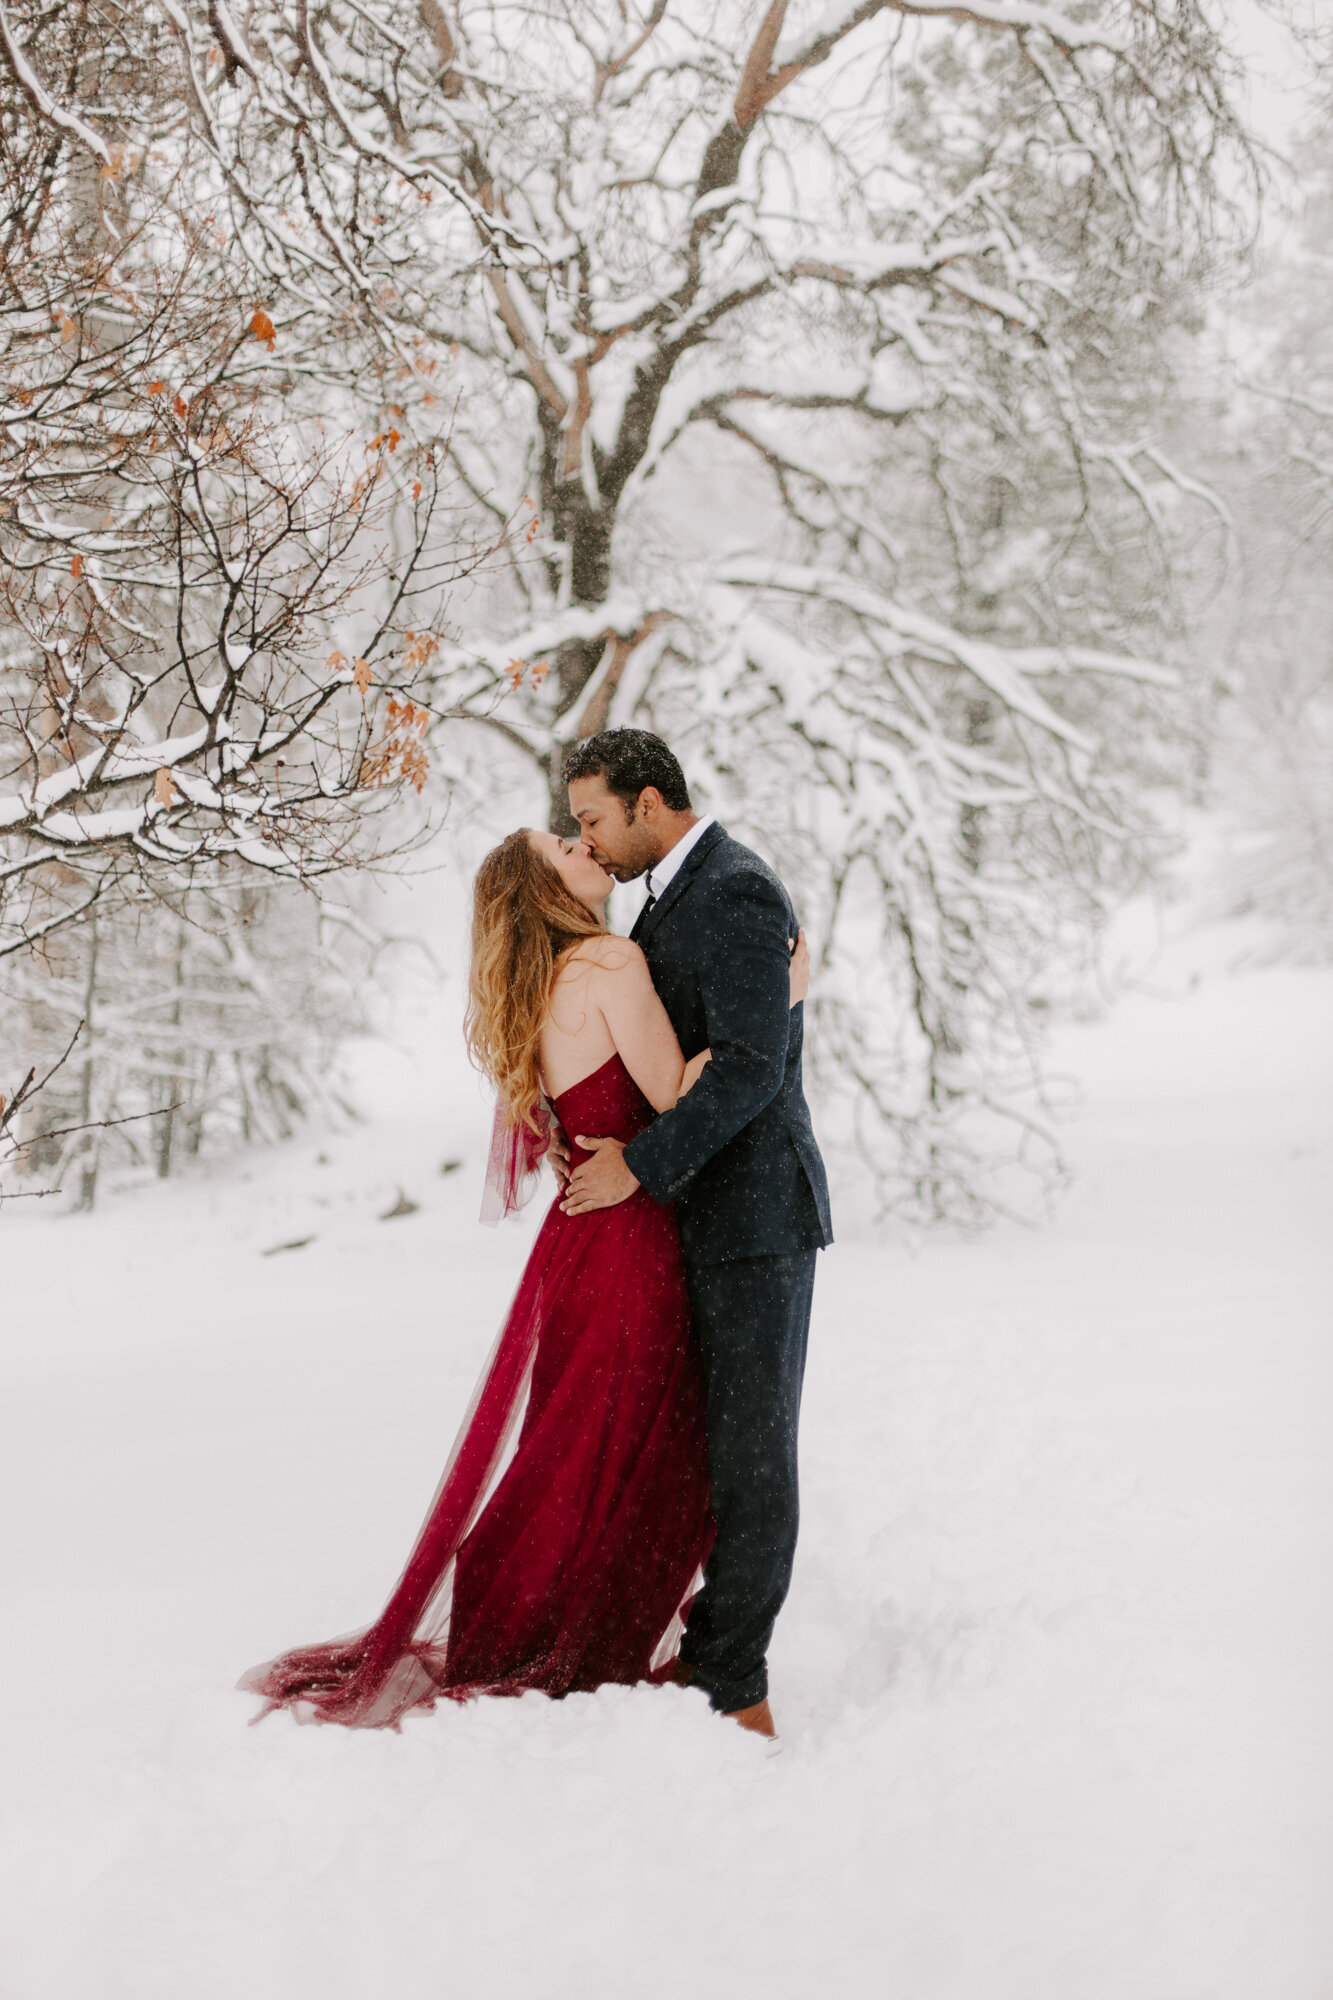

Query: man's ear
[{"left": 636, "top": 785, "right": 662, "bottom": 823}]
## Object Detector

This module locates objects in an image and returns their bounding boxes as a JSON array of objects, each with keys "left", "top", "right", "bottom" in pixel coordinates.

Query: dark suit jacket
[{"left": 622, "top": 823, "right": 833, "bottom": 1267}]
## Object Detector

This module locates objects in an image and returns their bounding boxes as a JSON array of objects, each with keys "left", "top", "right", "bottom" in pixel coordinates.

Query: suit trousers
[{"left": 677, "top": 1248, "right": 818, "bottom": 1713}]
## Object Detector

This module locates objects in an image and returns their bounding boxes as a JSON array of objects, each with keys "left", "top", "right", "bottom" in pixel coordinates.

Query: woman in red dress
[{"left": 241, "top": 827, "right": 806, "bottom": 1728}]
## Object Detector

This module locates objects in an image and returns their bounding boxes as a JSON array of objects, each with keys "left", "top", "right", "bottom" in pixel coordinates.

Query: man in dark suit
[{"left": 559, "top": 729, "right": 832, "bottom": 1737}]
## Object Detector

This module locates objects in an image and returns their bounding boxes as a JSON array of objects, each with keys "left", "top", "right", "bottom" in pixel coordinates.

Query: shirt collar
[{"left": 646, "top": 814, "right": 715, "bottom": 902}]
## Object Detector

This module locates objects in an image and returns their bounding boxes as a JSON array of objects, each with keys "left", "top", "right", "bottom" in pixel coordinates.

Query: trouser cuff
[{"left": 679, "top": 1655, "right": 768, "bottom": 1714}]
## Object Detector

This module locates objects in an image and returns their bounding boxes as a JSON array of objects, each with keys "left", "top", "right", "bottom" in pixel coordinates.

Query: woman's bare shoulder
[{"left": 559, "top": 934, "right": 647, "bottom": 979}]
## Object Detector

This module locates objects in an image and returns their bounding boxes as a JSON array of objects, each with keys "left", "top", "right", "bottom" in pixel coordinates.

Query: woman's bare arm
[
  {"left": 581, "top": 926, "right": 811, "bottom": 1114},
  {"left": 582, "top": 940, "right": 691, "bottom": 1113}
]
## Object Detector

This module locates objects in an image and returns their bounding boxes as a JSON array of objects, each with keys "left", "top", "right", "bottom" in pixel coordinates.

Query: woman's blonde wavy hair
[{"left": 465, "top": 829, "right": 606, "bottom": 1132}]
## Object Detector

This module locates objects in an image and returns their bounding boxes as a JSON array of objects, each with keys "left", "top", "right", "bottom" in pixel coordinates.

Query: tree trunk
[{"left": 74, "top": 913, "right": 100, "bottom": 1211}]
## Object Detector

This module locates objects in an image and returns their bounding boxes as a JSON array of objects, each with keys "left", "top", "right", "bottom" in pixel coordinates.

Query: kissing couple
[{"left": 243, "top": 728, "right": 833, "bottom": 1739}]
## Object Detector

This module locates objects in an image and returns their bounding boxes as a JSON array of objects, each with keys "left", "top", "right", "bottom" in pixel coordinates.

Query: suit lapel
[{"left": 633, "top": 821, "right": 726, "bottom": 949}]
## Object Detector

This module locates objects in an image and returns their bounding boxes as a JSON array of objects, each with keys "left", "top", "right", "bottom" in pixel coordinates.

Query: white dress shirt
[{"left": 643, "top": 814, "right": 716, "bottom": 908}]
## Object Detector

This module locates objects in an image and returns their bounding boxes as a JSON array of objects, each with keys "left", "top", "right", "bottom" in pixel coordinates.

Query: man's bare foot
[{"left": 726, "top": 1697, "right": 776, "bottom": 1738}]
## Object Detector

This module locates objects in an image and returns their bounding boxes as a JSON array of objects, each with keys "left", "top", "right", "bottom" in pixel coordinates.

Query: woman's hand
[
  {"left": 788, "top": 927, "right": 811, "bottom": 1009},
  {"left": 546, "top": 1115, "right": 572, "bottom": 1186},
  {"left": 677, "top": 1049, "right": 711, "bottom": 1099}
]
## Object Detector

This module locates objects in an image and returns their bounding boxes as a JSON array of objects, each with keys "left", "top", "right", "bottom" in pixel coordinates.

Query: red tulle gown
[{"left": 241, "top": 1055, "right": 714, "bottom": 1728}]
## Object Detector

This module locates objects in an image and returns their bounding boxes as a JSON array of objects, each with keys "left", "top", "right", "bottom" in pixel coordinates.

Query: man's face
[{"left": 568, "top": 774, "right": 660, "bottom": 882}]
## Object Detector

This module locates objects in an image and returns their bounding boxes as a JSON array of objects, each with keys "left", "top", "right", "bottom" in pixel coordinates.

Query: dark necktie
[{"left": 631, "top": 882, "right": 657, "bottom": 941}]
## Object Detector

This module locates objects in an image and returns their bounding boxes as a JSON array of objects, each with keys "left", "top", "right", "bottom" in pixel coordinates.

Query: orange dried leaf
[
  {"left": 153, "top": 767, "right": 176, "bottom": 808},
  {"left": 249, "top": 308, "right": 277, "bottom": 350},
  {"left": 147, "top": 380, "right": 165, "bottom": 396},
  {"left": 173, "top": 394, "right": 188, "bottom": 418},
  {"left": 411, "top": 479, "right": 422, "bottom": 501},
  {"left": 69, "top": 553, "right": 84, "bottom": 578},
  {"left": 352, "top": 658, "right": 372, "bottom": 694},
  {"left": 402, "top": 631, "right": 439, "bottom": 671}
]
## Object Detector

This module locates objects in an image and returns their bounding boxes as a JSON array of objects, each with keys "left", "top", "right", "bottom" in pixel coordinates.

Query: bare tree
[
  {"left": 0, "top": 212, "right": 474, "bottom": 959},
  {"left": 2, "top": 0, "right": 1259, "bottom": 1219},
  {"left": 1191, "top": 118, "right": 1333, "bottom": 956},
  {"left": 1, "top": 875, "right": 375, "bottom": 1207},
  {"left": 0, "top": 5, "right": 495, "bottom": 1200},
  {"left": 0, "top": 1021, "right": 86, "bottom": 1204}
]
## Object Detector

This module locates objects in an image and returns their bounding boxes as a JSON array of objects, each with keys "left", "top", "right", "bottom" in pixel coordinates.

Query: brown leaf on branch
[
  {"left": 153, "top": 768, "right": 177, "bottom": 807},
  {"left": 69, "top": 553, "right": 83, "bottom": 577},
  {"left": 402, "top": 631, "right": 439, "bottom": 671},
  {"left": 359, "top": 700, "right": 429, "bottom": 794},
  {"left": 249, "top": 307, "right": 276, "bottom": 351}
]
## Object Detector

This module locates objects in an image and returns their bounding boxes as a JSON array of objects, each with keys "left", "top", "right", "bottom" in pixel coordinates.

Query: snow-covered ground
[{"left": 1, "top": 942, "right": 1329, "bottom": 2000}]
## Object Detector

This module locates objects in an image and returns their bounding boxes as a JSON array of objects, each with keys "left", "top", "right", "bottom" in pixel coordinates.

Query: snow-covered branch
[
  {"left": 2, "top": 0, "right": 1258, "bottom": 1219},
  {"left": 0, "top": 112, "right": 489, "bottom": 965}
]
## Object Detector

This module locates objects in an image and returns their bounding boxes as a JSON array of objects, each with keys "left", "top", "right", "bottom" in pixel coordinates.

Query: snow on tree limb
[
  {"left": 0, "top": 138, "right": 494, "bottom": 967},
  {"left": 0, "top": 3, "right": 114, "bottom": 163},
  {"left": 202, "top": 0, "right": 259, "bottom": 82},
  {"left": 1, "top": 0, "right": 1256, "bottom": 1220},
  {"left": 771, "top": 0, "right": 1127, "bottom": 72},
  {"left": 441, "top": 595, "right": 649, "bottom": 680},
  {"left": 716, "top": 563, "right": 1177, "bottom": 745}
]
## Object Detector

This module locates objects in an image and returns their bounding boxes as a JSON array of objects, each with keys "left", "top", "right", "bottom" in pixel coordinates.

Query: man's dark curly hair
[{"left": 562, "top": 728, "right": 692, "bottom": 815}]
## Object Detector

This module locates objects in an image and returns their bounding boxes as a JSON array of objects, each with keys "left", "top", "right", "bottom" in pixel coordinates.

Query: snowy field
[{"left": 1, "top": 941, "right": 1330, "bottom": 2000}]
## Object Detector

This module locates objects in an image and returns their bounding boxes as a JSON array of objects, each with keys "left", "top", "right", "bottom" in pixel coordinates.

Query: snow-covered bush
[{"left": 0, "top": 873, "right": 367, "bottom": 1208}]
